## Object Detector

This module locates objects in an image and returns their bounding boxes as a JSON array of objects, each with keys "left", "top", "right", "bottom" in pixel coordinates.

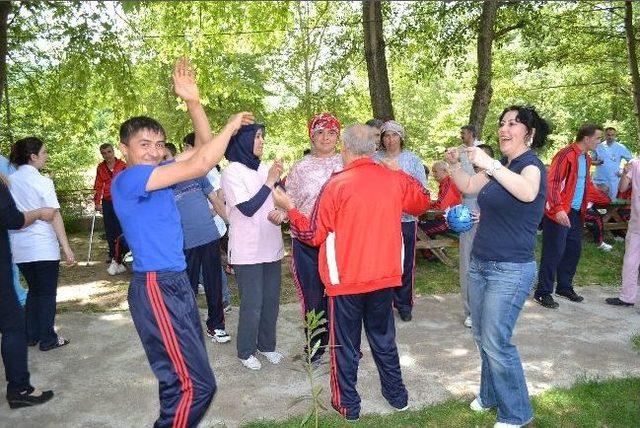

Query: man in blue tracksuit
[{"left": 111, "top": 58, "right": 252, "bottom": 427}]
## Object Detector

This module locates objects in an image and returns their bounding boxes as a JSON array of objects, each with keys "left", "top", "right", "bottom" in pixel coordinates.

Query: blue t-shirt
[
  {"left": 472, "top": 150, "right": 547, "bottom": 263},
  {"left": 571, "top": 154, "right": 586, "bottom": 210},
  {"left": 171, "top": 172, "right": 220, "bottom": 250},
  {"left": 111, "top": 165, "right": 186, "bottom": 273}
]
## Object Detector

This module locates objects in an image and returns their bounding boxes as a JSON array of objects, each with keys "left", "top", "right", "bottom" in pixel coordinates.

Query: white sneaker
[
  {"left": 115, "top": 263, "right": 127, "bottom": 274},
  {"left": 123, "top": 251, "right": 133, "bottom": 263},
  {"left": 494, "top": 423, "right": 521, "bottom": 428},
  {"left": 240, "top": 355, "right": 261, "bottom": 370},
  {"left": 464, "top": 316, "right": 472, "bottom": 328},
  {"left": 107, "top": 260, "right": 118, "bottom": 276},
  {"left": 393, "top": 403, "right": 409, "bottom": 412},
  {"left": 207, "top": 329, "right": 231, "bottom": 343},
  {"left": 598, "top": 242, "right": 613, "bottom": 252},
  {"left": 258, "top": 350, "right": 283, "bottom": 364},
  {"left": 614, "top": 236, "right": 625, "bottom": 242},
  {"left": 470, "top": 397, "right": 490, "bottom": 412}
]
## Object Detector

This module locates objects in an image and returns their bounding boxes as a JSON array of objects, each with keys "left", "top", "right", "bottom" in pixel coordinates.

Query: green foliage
[{"left": 2, "top": 0, "right": 640, "bottom": 199}]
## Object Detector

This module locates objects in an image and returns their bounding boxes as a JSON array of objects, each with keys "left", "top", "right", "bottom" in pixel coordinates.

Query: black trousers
[
  {"left": 18, "top": 260, "right": 61, "bottom": 349},
  {"left": 102, "top": 199, "right": 124, "bottom": 261},
  {"left": 0, "top": 261, "right": 31, "bottom": 394},
  {"left": 185, "top": 240, "right": 224, "bottom": 331}
]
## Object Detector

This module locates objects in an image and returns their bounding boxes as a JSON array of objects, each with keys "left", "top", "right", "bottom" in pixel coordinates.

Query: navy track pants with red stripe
[
  {"left": 129, "top": 271, "right": 216, "bottom": 428},
  {"left": 328, "top": 288, "right": 408, "bottom": 420},
  {"left": 291, "top": 238, "right": 328, "bottom": 360}
]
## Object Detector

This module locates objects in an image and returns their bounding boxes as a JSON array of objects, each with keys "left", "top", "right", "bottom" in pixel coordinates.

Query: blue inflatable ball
[{"left": 446, "top": 204, "right": 473, "bottom": 233}]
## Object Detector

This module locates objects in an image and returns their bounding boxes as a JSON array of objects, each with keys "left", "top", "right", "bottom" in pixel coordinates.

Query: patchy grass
[
  {"left": 55, "top": 230, "right": 625, "bottom": 313},
  {"left": 244, "top": 377, "right": 640, "bottom": 428}
]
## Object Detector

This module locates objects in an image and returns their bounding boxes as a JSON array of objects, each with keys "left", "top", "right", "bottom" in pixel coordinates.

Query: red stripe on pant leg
[
  {"left": 147, "top": 272, "right": 192, "bottom": 428},
  {"left": 146, "top": 272, "right": 194, "bottom": 428},
  {"left": 290, "top": 243, "right": 307, "bottom": 318},
  {"left": 145, "top": 272, "right": 189, "bottom": 428},
  {"left": 115, "top": 235, "right": 121, "bottom": 262},
  {"left": 148, "top": 272, "right": 193, "bottom": 428}
]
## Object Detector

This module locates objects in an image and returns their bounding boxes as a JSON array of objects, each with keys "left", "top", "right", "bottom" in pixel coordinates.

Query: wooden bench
[
  {"left": 415, "top": 210, "right": 459, "bottom": 268},
  {"left": 600, "top": 198, "right": 630, "bottom": 231}
]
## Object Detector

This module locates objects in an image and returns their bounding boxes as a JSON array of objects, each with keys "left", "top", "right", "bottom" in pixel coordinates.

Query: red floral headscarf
[{"left": 308, "top": 113, "right": 341, "bottom": 140}]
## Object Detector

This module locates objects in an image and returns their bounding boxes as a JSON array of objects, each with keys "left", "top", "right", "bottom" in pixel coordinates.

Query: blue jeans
[{"left": 468, "top": 256, "right": 535, "bottom": 425}]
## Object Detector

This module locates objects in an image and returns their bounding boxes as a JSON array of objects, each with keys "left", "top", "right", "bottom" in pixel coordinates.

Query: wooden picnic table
[
  {"left": 415, "top": 209, "right": 458, "bottom": 268},
  {"left": 599, "top": 198, "right": 630, "bottom": 231}
]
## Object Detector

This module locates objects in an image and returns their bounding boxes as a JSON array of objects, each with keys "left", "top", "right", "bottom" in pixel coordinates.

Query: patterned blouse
[
  {"left": 373, "top": 149, "right": 428, "bottom": 222},
  {"left": 286, "top": 153, "right": 343, "bottom": 218}
]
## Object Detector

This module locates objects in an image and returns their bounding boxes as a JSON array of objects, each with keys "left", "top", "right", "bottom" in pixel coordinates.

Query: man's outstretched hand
[{"left": 173, "top": 57, "right": 199, "bottom": 104}]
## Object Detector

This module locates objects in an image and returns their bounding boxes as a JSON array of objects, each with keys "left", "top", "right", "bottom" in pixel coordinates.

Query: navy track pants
[
  {"left": 395, "top": 221, "right": 417, "bottom": 316},
  {"left": 291, "top": 238, "right": 328, "bottom": 360},
  {"left": 129, "top": 271, "right": 216, "bottom": 428},
  {"left": 328, "top": 288, "right": 408, "bottom": 420}
]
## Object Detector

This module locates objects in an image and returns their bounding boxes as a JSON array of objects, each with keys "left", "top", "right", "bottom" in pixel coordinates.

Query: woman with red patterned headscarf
[{"left": 284, "top": 112, "right": 343, "bottom": 364}]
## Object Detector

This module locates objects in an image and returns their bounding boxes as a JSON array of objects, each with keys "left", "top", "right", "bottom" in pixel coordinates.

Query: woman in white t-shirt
[
  {"left": 221, "top": 124, "right": 284, "bottom": 370},
  {"left": 9, "top": 137, "right": 74, "bottom": 351}
]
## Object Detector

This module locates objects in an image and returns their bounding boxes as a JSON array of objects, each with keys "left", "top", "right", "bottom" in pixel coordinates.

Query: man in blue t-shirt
[
  {"left": 164, "top": 137, "right": 229, "bottom": 344},
  {"left": 111, "top": 58, "right": 253, "bottom": 427},
  {"left": 592, "top": 127, "right": 632, "bottom": 199}
]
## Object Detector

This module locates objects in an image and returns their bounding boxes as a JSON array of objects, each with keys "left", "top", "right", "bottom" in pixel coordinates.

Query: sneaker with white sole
[
  {"left": 598, "top": 242, "right": 613, "bottom": 252},
  {"left": 115, "top": 263, "right": 127, "bottom": 274},
  {"left": 470, "top": 397, "right": 490, "bottom": 412},
  {"left": 206, "top": 328, "right": 231, "bottom": 343},
  {"left": 258, "top": 350, "right": 283, "bottom": 364},
  {"left": 107, "top": 260, "right": 118, "bottom": 276},
  {"left": 464, "top": 316, "right": 472, "bottom": 328},
  {"left": 494, "top": 423, "right": 522, "bottom": 428},
  {"left": 240, "top": 355, "right": 261, "bottom": 370}
]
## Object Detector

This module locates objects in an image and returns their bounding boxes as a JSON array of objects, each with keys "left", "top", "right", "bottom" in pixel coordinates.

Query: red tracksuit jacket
[
  {"left": 545, "top": 143, "right": 610, "bottom": 223},
  {"left": 93, "top": 158, "right": 127, "bottom": 204},
  {"left": 288, "top": 157, "right": 431, "bottom": 296},
  {"left": 432, "top": 175, "right": 461, "bottom": 211}
]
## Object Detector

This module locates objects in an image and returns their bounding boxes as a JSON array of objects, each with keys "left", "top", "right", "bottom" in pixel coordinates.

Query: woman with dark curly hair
[{"left": 445, "top": 106, "right": 550, "bottom": 428}]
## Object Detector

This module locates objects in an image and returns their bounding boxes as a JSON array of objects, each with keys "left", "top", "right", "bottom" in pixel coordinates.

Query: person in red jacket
[
  {"left": 534, "top": 124, "right": 611, "bottom": 308},
  {"left": 93, "top": 143, "right": 127, "bottom": 272},
  {"left": 420, "top": 160, "right": 462, "bottom": 236},
  {"left": 273, "top": 124, "right": 431, "bottom": 422}
]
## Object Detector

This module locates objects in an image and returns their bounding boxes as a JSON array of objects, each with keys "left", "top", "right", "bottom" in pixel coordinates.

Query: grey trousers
[
  {"left": 235, "top": 261, "right": 282, "bottom": 359},
  {"left": 458, "top": 222, "right": 477, "bottom": 318}
]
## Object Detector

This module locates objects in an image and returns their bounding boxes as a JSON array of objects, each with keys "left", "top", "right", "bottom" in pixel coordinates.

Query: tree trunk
[
  {"left": 0, "top": 1, "right": 10, "bottom": 108},
  {"left": 624, "top": 0, "right": 640, "bottom": 143},
  {"left": 362, "top": 0, "right": 393, "bottom": 120},
  {"left": 468, "top": 0, "right": 498, "bottom": 139}
]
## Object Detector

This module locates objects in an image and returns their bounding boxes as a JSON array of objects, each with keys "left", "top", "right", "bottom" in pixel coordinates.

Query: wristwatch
[{"left": 485, "top": 160, "right": 503, "bottom": 176}]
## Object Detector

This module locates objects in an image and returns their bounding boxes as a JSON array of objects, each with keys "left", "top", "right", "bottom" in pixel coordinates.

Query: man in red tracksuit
[
  {"left": 93, "top": 143, "right": 127, "bottom": 268},
  {"left": 274, "top": 124, "right": 431, "bottom": 421},
  {"left": 534, "top": 124, "right": 610, "bottom": 309}
]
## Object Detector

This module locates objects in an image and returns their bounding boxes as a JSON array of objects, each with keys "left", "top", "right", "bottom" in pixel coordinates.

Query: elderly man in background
[{"left": 273, "top": 124, "right": 430, "bottom": 421}]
